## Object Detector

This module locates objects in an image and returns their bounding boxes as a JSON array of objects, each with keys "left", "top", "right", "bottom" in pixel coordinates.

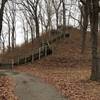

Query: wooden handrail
[{"left": 0, "top": 32, "right": 69, "bottom": 69}]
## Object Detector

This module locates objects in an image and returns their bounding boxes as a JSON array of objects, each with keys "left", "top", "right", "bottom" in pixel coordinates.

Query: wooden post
[
  {"left": 59, "top": 32, "right": 61, "bottom": 40},
  {"left": 18, "top": 57, "right": 19, "bottom": 65},
  {"left": 25, "top": 57, "right": 27, "bottom": 64},
  {"left": 63, "top": 31, "right": 65, "bottom": 38},
  {"left": 50, "top": 46, "right": 53, "bottom": 55},
  {"left": 61, "top": 32, "right": 63, "bottom": 38},
  {"left": 45, "top": 45, "right": 47, "bottom": 56},
  {"left": 42, "top": 46, "right": 44, "bottom": 51},
  {"left": 42, "top": 45, "right": 45, "bottom": 56},
  {"left": 11, "top": 59, "right": 14, "bottom": 70},
  {"left": 32, "top": 53, "right": 34, "bottom": 63},
  {"left": 39, "top": 47, "right": 41, "bottom": 60}
]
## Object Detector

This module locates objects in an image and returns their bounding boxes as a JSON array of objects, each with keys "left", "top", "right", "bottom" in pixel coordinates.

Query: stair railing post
[
  {"left": 39, "top": 47, "right": 41, "bottom": 60},
  {"left": 18, "top": 57, "right": 19, "bottom": 65},
  {"left": 11, "top": 59, "right": 14, "bottom": 70},
  {"left": 32, "top": 53, "right": 34, "bottom": 63},
  {"left": 45, "top": 45, "right": 47, "bottom": 56},
  {"left": 25, "top": 56, "right": 27, "bottom": 64},
  {"left": 63, "top": 30, "right": 65, "bottom": 38}
]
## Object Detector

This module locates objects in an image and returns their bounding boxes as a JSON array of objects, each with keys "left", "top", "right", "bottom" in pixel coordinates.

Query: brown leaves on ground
[
  {"left": 14, "top": 28, "right": 100, "bottom": 100},
  {"left": 15, "top": 64, "right": 100, "bottom": 100},
  {"left": 0, "top": 76, "right": 17, "bottom": 100}
]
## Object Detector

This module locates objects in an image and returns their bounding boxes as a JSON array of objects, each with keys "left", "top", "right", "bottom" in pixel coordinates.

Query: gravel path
[{"left": 0, "top": 70, "right": 67, "bottom": 100}]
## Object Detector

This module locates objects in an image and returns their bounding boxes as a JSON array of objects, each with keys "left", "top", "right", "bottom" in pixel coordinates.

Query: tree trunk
[
  {"left": 0, "top": 0, "right": 8, "bottom": 36},
  {"left": 35, "top": 17, "right": 39, "bottom": 38},
  {"left": 26, "top": 24, "right": 28, "bottom": 43},
  {"left": 81, "top": 3, "right": 88, "bottom": 53},
  {"left": 67, "top": 12, "right": 70, "bottom": 26},
  {"left": 63, "top": 0, "right": 66, "bottom": 27},
  {"left": 90, "top": 0, "right": 100, "bottom": 81},
  {"left": 8, "top": 25, "right": 11, "bottom": 52},
  {"left": 30, "top": 27, "right": 34, "bottom": 43},
  {"left": 12, "top": 25, "right": 15, "bottom": 50},
  {"left": 56, "top": 11, "right": 59, "bottom": 29},
  {"left": 3, "top": 41, "right": 5, "bottom": 53}
]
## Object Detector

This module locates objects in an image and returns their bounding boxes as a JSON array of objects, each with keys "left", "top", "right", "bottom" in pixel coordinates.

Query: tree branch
[{"left": 80, "top": 0, "right": 86, "bottom": 5}]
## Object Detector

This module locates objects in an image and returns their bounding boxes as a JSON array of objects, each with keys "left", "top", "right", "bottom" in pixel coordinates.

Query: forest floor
[
  {"left": 0, "top": 28, "right": 100, "bottom": 100},
  {"left": 14, "top": 29, "right": 100, "bottom": 100},
  {"left": 0, "top": 71, "right": 17, "bottom": 100},
  {"left": 0, "top": 70, "right": 66, "bottom": 100}
]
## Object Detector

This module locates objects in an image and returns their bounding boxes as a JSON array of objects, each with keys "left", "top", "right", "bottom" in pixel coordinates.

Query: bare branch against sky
[{"left": 1, "top": 0, "right": 80, "bottom": 47}]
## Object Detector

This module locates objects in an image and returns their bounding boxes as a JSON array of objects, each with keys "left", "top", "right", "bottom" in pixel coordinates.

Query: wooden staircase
[{"left": 0, "top": 31, "right": 69, "bottom": 69}]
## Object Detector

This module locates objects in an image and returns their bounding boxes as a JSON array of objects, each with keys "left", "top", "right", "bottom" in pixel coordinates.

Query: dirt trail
[{"left": 0, "top": 70, "right": 67, "bottom": 100}]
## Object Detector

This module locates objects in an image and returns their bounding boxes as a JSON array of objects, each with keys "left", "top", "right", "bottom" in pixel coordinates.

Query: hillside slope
[
  {"left": 0, "top": 28, "right": 69, "bottom": 63},
  {"left": 14, "top": 28, "right": 100, "bottom": 100}
]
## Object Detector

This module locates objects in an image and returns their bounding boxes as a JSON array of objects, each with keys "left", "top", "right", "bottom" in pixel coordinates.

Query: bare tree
[
  {"left": 52, "top": 0, "right": 62, "bottom": 29},
  {"left": 62, "top": 0, "right": 66, "bottom": 28},
  {"left": 79, "top": 0, "right": 89, "bottom": 53},
  {"left": 20, "top": 15, "right": 29, "bottom": 44},
  {"left": 20, "top": 0, "right": 40, "bottom": 38},
  {"left": 1, "top": 32, "right": 7, "bottom": 53},
  {"left": 0, "top": 0, "right": 8, "bottom": 36},
  {"left": 80, "top": 0, "right": 100, "bottom": 81},
  {"left": 22, "top": 10, "right": 35, "bottom": 43},
  {"left": 43, "top": 0, "right": 54, "bottom": 32},
  {"left": 3, "top": 3, "right": 11, "bottom": 52},
  {"left": 89, "top": 0, "right": 100, "bottom": 81},
  {"left": 6, "top": 1, "right": 17, "bottom": 50}
]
